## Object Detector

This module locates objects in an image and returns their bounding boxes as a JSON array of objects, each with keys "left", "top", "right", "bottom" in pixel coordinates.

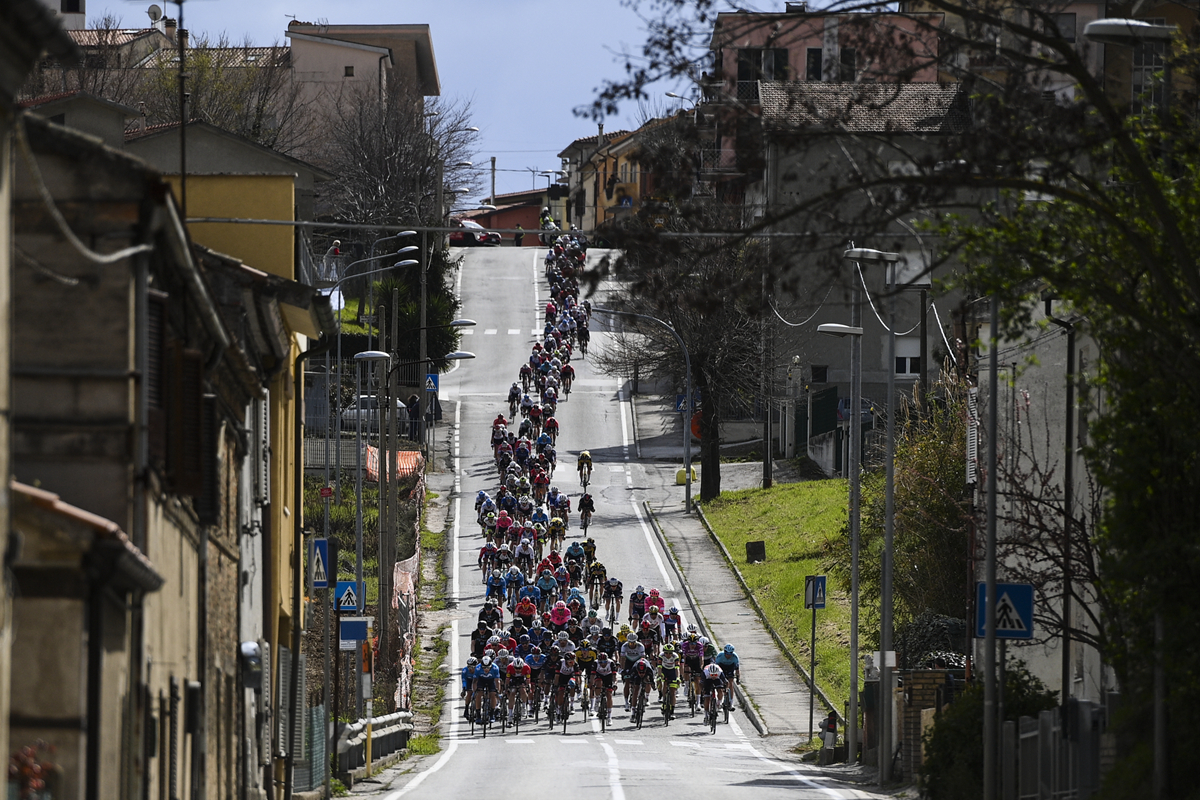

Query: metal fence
[
  {"left": 292, "top": 704, "right": 327, "bottom": 793},
  {"left": 1005, "top": 701, "right": 1106, "bottom": 800},
  {"left": 336, "top": 711, "right": 415, "bottom": 779}
]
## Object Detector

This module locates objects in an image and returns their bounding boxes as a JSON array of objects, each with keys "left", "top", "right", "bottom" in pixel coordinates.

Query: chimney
[
  {"left": 137, "top": 101, "right": 147, "bottom": 131},
  {"left": 164, "top": 17, "right": 176, "bottom": 41},
  {"left": 178, "top": 28, "right": 188, "bottom": 49},
  {"left": 597, "top": 122, "right": 605, "bottom": 146}
]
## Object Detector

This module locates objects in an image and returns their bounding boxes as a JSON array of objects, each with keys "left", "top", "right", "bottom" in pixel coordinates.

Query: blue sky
[{"left": 100, "top": 0, "right": 705, "bottom": 196}]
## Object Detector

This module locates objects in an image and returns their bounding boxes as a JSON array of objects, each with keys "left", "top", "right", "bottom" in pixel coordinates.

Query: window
[
  {"left": 895, "top": 337, "right": 921, "bottom": 377},
  {"left": 1131, "top": 20, "right": 1166, "bottom": 112},
  {"left": 806, "top": 48, "right": 823, "bottom": 81},
  {"left": 62, "top": 0, "right": 81, "bottom": 12},
  {"left": 839, "top": 47, "right": 857, "bottom": 81},
  {"left": 344, "top": 65, "right": 355, "bottom": 77},
  {"left": 737, "top": 48, "right": 789, "bottom": 100},
  {"left": 1054, "top": 13, "right": 1076, "bottom": 42},
  {"left": 810, "top": 365, "right": 828, "bottom": 383}
]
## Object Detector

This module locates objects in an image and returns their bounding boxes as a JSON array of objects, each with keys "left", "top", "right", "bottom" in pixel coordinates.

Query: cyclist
[
  {"left": 595, "top": 626, "right": 620, "bottom": 657},
  {"left": 485, "top": 569, "right": 507, "bottom": 602},
  {"left": 659, "top": 643, "right": 681, "bottom": 719},
  {"left": 680, "top": 628, "right": 705, "bottom": 699},
  {"left": 575, "top": 638, "right": 598, "bottom": 709},
  {"left": 495, "top": 543, "right": 514, "bottom": 572},
  {"left": 477, "top": 539, "right": 498, "bottom": 573},
  {"left": 506, "top": 651, "right": 532, "bottom": 723},
  {"left": 628, "top": 585, "right": 648, "bottom": 625},
  {"left": 507, "top": 383, "right": 521, "bottom": 416},
  {"left": 547, "top": 516, "right": 566, "bottom": 550},
  {"left": 519, "top": 362, "right": 533, "bottom": 391},
  {"left": 619, "top": 633, "right": 647, "bottom": 711},
  {"left": 561, "top": 361, "right": 575, "bottom": 396},
  {"left": 549, "top": 600, "right": 572, "bottom": 631},
  {"left": 470, "top": 621, "right": 493, "bottom": 660},
  {"left": 517, "top": 576, "right": 541, "bottom": 607},
  {"left": 645, "top": 587, "right": 665, "bottom": 614},
  {"left": 564, "top": 539, "right": 586, "bottom": 563},
  {"left": 627, "top": 658, "right": 656, "bottom": 719},
  {"left": 582, "top": 537, "right": 597, "bottom": 564},
  {"left": 577, "top": 450, "right": 593, "bottom": 486},
  {"left": 474, "top": 655, "right": 502, "bottom": 722},
  {"left": 701, "top": 661, "right": 728, "bottom": 720},
  {"left": 642, "top": 606, "right": 668, "bottom": 645},
  {"left": 514, "top": 538, "right": 537, "bottom": 575},
  {"left": 578, "top": 492, "right": 595, "bottom": 531},
  {"left": 553, "top": 651, "right": 578, "bottom": 720},
  {"left": 461, "top": 655, "right": 479, "bottom": 705},
  {"left": 663, "top": 605, "right": 682, "bottom": 642},
  {"left": 715, "top": 643, "right": 741, "bottom": 684},
  {"left": 700, "top": 636, "right": 719, "bottom": 666},
  {"left": 478, "top": 599, "right": 503, "bottom": 629},
  {"left": 592, "top": 650, "right": 617, "bottom": 717},
  {"left": 504, "top": 565, "right": 525, "bottom": 606},
  {"left": 535, "top": 570, "right": 559, "bottom": 611},
  {"left": 603, "top": 577, "right": 624, "bottom": 621},
  {"left": 478, "top": 493, "right": 497, "bottom": 525}
]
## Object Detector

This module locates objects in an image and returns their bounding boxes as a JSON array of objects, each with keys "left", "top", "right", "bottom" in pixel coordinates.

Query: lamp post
[
  {"left": 844, "top": 246, "right": 900, "bottom": 780},
  {"left": 818, "top": 320, "right": 863, "bottom": 766},
  {"left": 366, "top": 235, "right": 418, "bottom": 350},
  {"left": 592, "top": 306, "right": 693, "bottom": 512}
]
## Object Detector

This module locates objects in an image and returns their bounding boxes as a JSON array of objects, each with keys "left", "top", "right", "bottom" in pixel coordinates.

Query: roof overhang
[{"left": 286, "top": 23, "right": 440, "bottom": 96}]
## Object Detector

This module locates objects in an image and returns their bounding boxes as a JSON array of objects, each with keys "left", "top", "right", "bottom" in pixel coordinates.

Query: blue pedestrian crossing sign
[
  {"left": 336, "top": 580, "right": 363, "bottom": 612},
  {"left": 805, "top": 575, "right": 827, "bottom": 610},
  {"left": 976, "top": 582, "right": 1034, "bottom": 639},
  {"left": 425, "top": 373, "right": 439, "bottom": 393},
  {"left": 312, "top": 539, "right": 329, "bottom": 589}
]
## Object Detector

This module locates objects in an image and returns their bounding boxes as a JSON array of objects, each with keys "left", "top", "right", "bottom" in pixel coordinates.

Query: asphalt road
[{"left": 367, "top": 245, "right": 879, "bottom": 800}]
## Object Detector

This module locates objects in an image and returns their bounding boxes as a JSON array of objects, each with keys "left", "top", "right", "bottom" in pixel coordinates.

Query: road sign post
[{"left": 805, "top": 575, "right": 828, "bottom": 742}]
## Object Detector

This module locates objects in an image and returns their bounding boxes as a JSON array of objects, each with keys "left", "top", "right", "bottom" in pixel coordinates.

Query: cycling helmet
[
  {"left": 724, "top": 644, "right": 735, "bottom": 654},
  {"left": 532, "top": 646, "right": 542, "bottom": 655},
  {"left": 581, "top": 450, "right": 590, "bottom": 458},
  {"left": 499, "top": 544, "right": 511, "bottom": 552},
  {"left": 586, "top": 610, "right": 599, "bottom": 619},
  {"left": 519, "top": 634, "right": 530, "bottom": 643},
  {"left": 532, "top": 619, "right": 542, "bottom": 628},
  {"left": 541, "top": 569, "right": 551, "bottom": 577},
  {"left": 497, "top": 648, "right": 509, "bottom": 658},
  {"left": 512, "top": 382, "right": 518, "bottom": 388},
  {"left": 521, "top": 538, "right": 531, "bottom": 546},
  {"left": 703, "top": 663, "right": 722, "bottom": 678},
  {"left": 598, "top": 651, "right": 610, "bottom": 660},
  {"left": 492, "top": 569, "right": 501, "bottom": 577},
  {"left": 482, "top": 656, "right": 493, "bottom": 667},
  {"left": 601, "top": 627, "right": 613, "bottom": 636},
  {"left": 498, "top": 510, "right": 509, "bottom": 518},
  {"left": 649, "top": 588, "right": 660, "bottom": 597},
  {"left": 687, "top": 632, "right": 699, "bottom": 641},
  {"left": 669, "top": 606, "right": 679, "bottom": 614},
  {"left": 636, "top": 658, "right": 652, "bottom": 671},
  {"left": 686, "top": 624, "right": 699, "bottom": 634},
  {"left": 565, "top": 652, "right": 576, "bottom": 661},
  {"left": 508, "top": 566, "right": 521, "bottom": 575},
  {"left": 477, "top": 620, "right": 488, "bottom": 629},
  {"left": 476, "top": 490, "right": 487, "bottom": 501},
  {"left": 487, "top": 636, "right": 501, "bottom": 645},
  {"left": 555, "top": 600, "right": 567, "bottom": 609},
  {"left": 557, "top": 631, "right": 569, "bottom": 640},
  {"left": 608, "top": 577, "right": 619, "bottom": 585},
  {"left": 626, "top": 633, "right": 638, "bottom": 644},
  {"left": 699, "top": 637, "right": 710, "bottom": 646},
  {"left": 636, "top": 585, "right": 645, "bottom": 593},
  {"left": 590, "top": 625, "right": 601, "bottom": 635},
  {"left": 467, "top": 656, "right": 478, "bottom": 666},
  {"left": 662, "top": 644, "right": 675, "bottom": 653},
  {"left": 550, "top": 486, "right": 559, "bottom": 494},
  {"left": 641, "top": 621, "right": 651, "bottom": 630}
]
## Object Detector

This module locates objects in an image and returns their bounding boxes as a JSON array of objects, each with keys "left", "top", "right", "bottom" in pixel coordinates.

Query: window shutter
[
  {"left": 147, "top": 291, "right": 168, "bottom": 464},
  {"left": 966, "top": 387, "right": 979, "bottom": 484},
  {"left": 197, "top": 395, "right": 220, "bottom": 525},
  {"left": 258, "top": 641, "right": 272, "bottom": 765},
  {"left": 255, "top": 397, "right": 271, "bottom": 505},
  {"left": 168, "top": 344, "right": 205, "bottom": 495},
  {"left": 276, "top": 646, "right": 291, "bottom": 757},
  {"left": 292, "top": 653, "right": 306, "bottom": 760}
]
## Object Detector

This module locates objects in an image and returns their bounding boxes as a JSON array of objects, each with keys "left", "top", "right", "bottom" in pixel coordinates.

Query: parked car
[
  {"left": 837, "top": 397, "right": 876, "bottom": 424},
  {"left": 448, "top": 219, "right": 500, "bottom": 246},
  {"left": 340, "top": 395, "right": 407, "bottom": 431}
]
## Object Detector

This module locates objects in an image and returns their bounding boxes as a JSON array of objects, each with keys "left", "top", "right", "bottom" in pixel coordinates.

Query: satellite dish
[{"left": 147, "top": 4, "right": 163, "bottom": 22}]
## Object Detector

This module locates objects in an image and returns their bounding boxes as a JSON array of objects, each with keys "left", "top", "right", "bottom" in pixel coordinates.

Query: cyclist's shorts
[
  {"left": 475, "top": 677, "right": 496, "bottom": 692},
  {"left": 555, "top": 672, "right": 575, "bottom": 688},
  {"left": 528, "top": 669, "right": 542, "bottom": 683},
  {"left": 508, "top": 675, "right": 527, "bottom": 687},
  {"left": 595, "top": 672, "right": 615, "bottom": 689},
  {"left": 661, "top": 667, "right": 679, "bottom": 684},
  {"left": 684, "top": 656, "right": 703, "bottom": 674},
  {"left": 702, "top": 677, "right": 725, "bottom": 694}
]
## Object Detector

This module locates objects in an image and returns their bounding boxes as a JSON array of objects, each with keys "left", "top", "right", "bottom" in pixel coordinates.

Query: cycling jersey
[
  {"left": 619, "top": 641, "right": 646, "bottom": 667},
  {"left": 714, "top": 652, "right": 740, "bottom": 675},
  {"left": 603, "top": 580, "right": 623, "bottom": 599},
  {"left": 641, "top": 612, "right": 667, "bottom": 641},
  {"left": 518, "top": 584, "right": 541, "bottom": 604},
  {"left": 565, "top": 543, "right": 585, "bottom": 562},
  {"left": 628, "top": 591, "right": 648, "bottom": 617},
  {"left": 461, "top": 665, "right": 476, "bottom": 692},
  {"left": 507, "top": 661, "right": 531, "bottom": 683},
  {"left": 525, "top": 653, "right": 548, "bottom": 673}
]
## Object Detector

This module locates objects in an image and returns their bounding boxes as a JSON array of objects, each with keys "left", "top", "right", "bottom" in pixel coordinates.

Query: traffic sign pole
[{"left": 805, "top": 575, "right": 827, "bottom": 745}]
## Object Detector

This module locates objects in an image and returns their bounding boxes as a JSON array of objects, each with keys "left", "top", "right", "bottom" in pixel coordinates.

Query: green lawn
[{"left": 700, "top": 480, "right": 859, "bottom": 717}]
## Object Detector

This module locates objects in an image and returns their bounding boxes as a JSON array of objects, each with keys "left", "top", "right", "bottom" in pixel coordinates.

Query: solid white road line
[{"left": 599, "top": 742, "right": 627, "bottom": 800}]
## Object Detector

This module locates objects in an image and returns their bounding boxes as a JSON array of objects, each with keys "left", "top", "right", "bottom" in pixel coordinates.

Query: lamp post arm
[{"left": 593, "top": 306, "right": 692, "bottom": 512}]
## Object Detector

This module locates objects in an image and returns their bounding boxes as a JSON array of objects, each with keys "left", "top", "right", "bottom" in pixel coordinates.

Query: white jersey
[{"left": 620, "top": 641, "right": 646, "bottom": 665}]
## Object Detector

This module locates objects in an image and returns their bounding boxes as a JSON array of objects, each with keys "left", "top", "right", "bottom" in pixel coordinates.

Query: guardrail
[{"left": 336, "top": 710, "right": 415, "bottom": 781}]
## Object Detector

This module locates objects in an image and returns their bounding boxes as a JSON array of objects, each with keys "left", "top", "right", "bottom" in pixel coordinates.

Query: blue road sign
[
  {"left": 674, "top": 391, "right": 701, "bottom": 413},
  {"left": 336, "top": 580, "right": 363, "bottom": 612},
  {"left": 425, "top": 373, "right": 439, "bottom": 393},
  {"left": 312, "top": 539, "right": 329, "bottom": 589},
  {"left": 340, "top": 618, "right": 369, "bottom": 642},
  {"left": 805, "top": 575, "right": 827, "bottom": 610},
  {"left": 976, "top": 582, "right": 1034, "bottom": 639}
]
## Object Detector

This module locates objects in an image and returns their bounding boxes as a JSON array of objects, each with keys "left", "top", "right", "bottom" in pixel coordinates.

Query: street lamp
[
  {"left": 367, "top": 244, "right": 418, "bottom": 350},
  {"left": 843, "top": 246, "right": 900, "bottom": 781},
  {"left": 818, "top": 321, "right": 864, "bottom": 766},
  {"left": 592, "top": 306, "right": 693, "bottom": 512},
  {"left": 665, "top": 90, "right": 699, "bottom": 109}
]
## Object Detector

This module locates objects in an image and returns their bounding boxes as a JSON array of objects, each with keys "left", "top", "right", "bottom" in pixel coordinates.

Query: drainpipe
[{"left": 283, "top": 335, "right": 333, "bottom": 800}]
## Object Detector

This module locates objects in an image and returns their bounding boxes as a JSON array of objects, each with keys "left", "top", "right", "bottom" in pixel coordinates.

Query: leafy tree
[{"left": 822, "top": 368, "right": 975, "bottom": 650}]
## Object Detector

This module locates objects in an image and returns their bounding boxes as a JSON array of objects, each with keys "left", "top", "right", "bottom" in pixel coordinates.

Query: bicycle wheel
[
  {"left": 688, "top": 682, "right": 697, "bottom": 717},
  {"left": 562, "top": 698, "right": 570, "bottom": 734},
  {"left": 635, "top": 689, "right": 646, "bottom": 730},
  {"left": 724, "top": 695, "right": 732, "bottom": 724},
  {"left": 469, "top": 702, "right": 476, "bottom": 737}
]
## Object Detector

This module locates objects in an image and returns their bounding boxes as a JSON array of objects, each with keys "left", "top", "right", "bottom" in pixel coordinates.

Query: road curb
[
  {"left": 642, "top": 500, "right": 769, "bottom": 738},
  {"left": 693, "top": 504, "right": 842, "bottom": 725},
  {"left": 628, "top": 387, "right": 643, "bottom": 460}
]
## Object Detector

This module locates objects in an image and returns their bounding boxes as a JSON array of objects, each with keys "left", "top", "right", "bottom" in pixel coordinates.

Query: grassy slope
[{"left": 701, "top": 480, "right": 857, "bottom": 715}]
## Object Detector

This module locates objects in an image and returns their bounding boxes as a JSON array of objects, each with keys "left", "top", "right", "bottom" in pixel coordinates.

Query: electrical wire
[
  {"left": 15, "top": 115, "right": 154, "bottom": 266},
  {"left": 15, "top": 245, "right": 81, "bottom": 286},
  {"left": 858, "top": 263, "right": 922, "bottom": 335},
  {"left": 930, "top": 301, "right": 958, "bottom": 365},
  {"left": 769, "top": 285, "right": 834, "bottom": 327}
]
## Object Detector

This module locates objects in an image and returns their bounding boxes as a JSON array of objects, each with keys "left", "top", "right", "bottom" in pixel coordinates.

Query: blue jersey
[
  {"left": 536, "top": 576, "right": 558, "bottom": 596},
  {"left": 461, "top": 665, "right": 475, "bottom": 691},
  {"left": 565, "top": 544, "right": 585, "bottom": 562},
  {"left": 474, "top": 663, "right": 500, "bottom": 683},
  {"left": 525, "top": 653, "right": 548, "bottom": 671},
  {"left": 519, "top": 584, "right": 541, "bottom": 604},
  {"left": 505, "top": 572, "right": 524, "bottom": 588},
  {"left": 486, "top": 576, "right": 506, "bottom": 597},
  {"left": 715, "top": 652, "right": 740, "bottom": 674},
  {"left": 531, "top": 510, "right": 549, "bottom": 526}
]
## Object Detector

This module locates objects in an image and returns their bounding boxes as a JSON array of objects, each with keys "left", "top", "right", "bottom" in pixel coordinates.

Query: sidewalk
[{"left": 630, "top": 390, "right": 837, "bottom": 749}]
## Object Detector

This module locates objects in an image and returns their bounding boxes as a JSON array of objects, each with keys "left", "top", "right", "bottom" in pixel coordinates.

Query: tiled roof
[
  {"left": 67, "top": 28, "right": 159, "bottom": 47},
  {"left": 139, "top": 45, "right": 289, "bottom": 69},
  {"left": 19, "top": 90, "right": 82, "bottom": 107},
  {"left": 124, "top": 118, "right": 200, "bottom": 140},
  {"left": 758, "top": 81, "right": 971, "bottom": 134}
]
